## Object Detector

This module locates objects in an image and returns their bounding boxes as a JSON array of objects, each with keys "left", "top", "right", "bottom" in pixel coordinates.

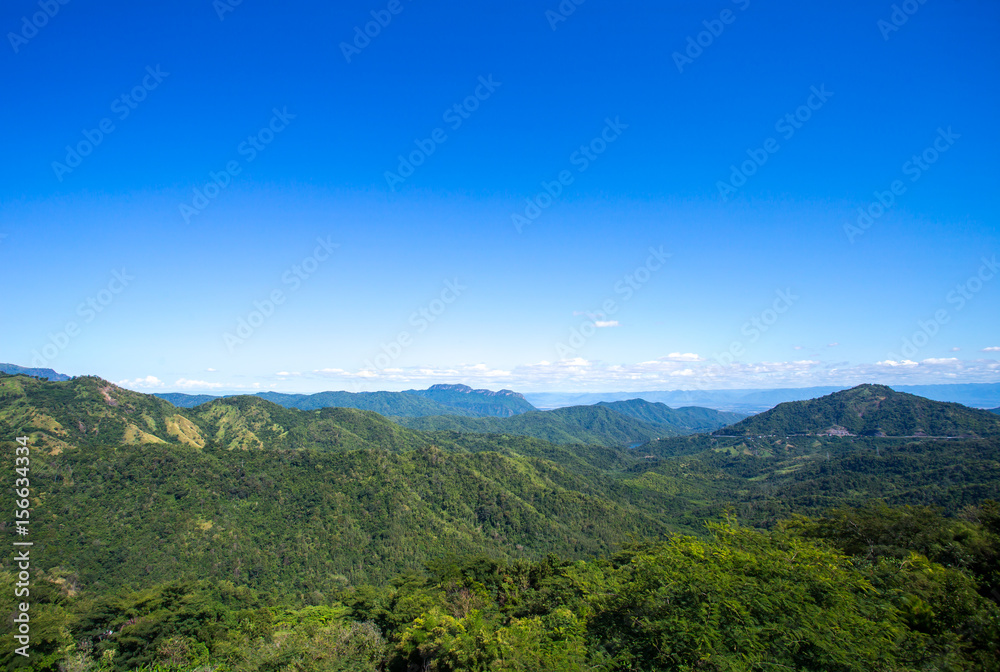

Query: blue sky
[{"left": 1, "top": 0, "right": 998, "bottom": 393}]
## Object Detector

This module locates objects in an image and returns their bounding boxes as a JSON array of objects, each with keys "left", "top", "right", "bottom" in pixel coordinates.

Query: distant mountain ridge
[
  {"left": 396, "top": 405, "right": 672, "bottom": 446},
  {"left": 405, "top": 383, "right": 535, "bottom": 417},
  {"left": 716, "top": 384, "right": 1000, "bottom": 437},
  {"left": 525, "top": 382, "right": 1000, "bottom": 412},
  {"left": 0, "top": 362, "right": 71, "bottom": 381},
  {"left": 155, "top": 384, "right": 537, "bottom": 418}
]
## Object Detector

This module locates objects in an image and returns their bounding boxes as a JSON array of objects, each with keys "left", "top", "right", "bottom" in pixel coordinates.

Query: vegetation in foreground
[{"left": 3, "top": 503, "right": 1000, "bottom": 671}]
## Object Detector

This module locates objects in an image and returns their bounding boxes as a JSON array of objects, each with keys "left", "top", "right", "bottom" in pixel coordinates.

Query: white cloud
[
  {"left": 827, "top": 342, "right": 839, "bottom": 347},
  {"left": 280, "top": 355, "right": 1000, "bottom": 393},
  {"left": 950, "top": 347, "right": 961, "bottom": 352},
  {"left": 173, "top": 378, "right": 225, "bottom": 390},
  {"left": 206, "top": 367, "right": 217, "bottom": 372},
  {"left": 116, "top": 376, "right": 164, "bottom": 389},
  {"left": 664, "top": 352, "right": 703, "bottom": 362},
  {"left": 594, "top": 320, "right": 619, "bottom": 328},
  {"left": 983, "top": 346, "right": 1000, "bottom": 352}
]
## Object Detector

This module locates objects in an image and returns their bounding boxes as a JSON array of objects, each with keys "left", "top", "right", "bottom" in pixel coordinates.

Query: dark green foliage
[
  {"left": 0, "top": 439, "right": 680, "bottom": 595},
  {"left": 719, "top": 383, "right": 1000, "bottom": 437},
  {"left": 396, "top": 405, "right": 676, "bottom": 446},
  {"left": 9, "top": 516, "right": 997, "bottom": 671}
]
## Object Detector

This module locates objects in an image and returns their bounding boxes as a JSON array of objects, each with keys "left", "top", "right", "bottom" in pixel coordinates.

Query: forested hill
[
  {"left": 596, "top": 398, "right": 746, "bottom": 432},
  {"left": 717, "top": 383, "right": 1000, "bottom": 437}
]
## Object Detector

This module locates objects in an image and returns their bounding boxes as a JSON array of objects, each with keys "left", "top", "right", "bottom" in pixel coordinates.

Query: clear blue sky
[{"left": 2, "top": 0, "right": 998, "bottom": 393}]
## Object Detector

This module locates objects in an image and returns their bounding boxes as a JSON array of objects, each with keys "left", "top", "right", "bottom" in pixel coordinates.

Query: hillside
[
  {"left": 0, "top": 373, "right": 442, "bottom": 454},
  {"left": 395, "top": 404, "right": 676, "bottom": 446},
  {"left": 716, "top": 384, "right": 1000, "bottom": 437},
  {"left": 1, "top": 439, "right": 681, "bottom": 593},
  {"left": 596, "top": 398, "right": 746, "bottom": 432}
]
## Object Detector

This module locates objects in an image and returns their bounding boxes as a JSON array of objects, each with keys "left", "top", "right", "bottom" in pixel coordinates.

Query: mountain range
[
  {"left": 525, "top": 382, "right": 1000, "bottom": 412},
  {"left": 155, "top": 382, "right": 534, "bottom": 417},
  {"left": 397, "top": 400, "right": 745, "bottom": 445},
  {"left": 2, "top": 372, "right": 1000, "bottom": 670}
]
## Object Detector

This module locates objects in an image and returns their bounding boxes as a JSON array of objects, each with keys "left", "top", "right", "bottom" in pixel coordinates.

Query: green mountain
[
  {"left": 405, "top": 383, "right": 536, "bottom": 416},
  {"left": 0, "top": 362, "right": 71, "bottom": 381},
  {"left": 3, "top": 373, "right": 1000, "bottom": 670},
  {"left": 992, "top": 407, "right": 1000, "bottom": 415},
  {"left": 716, "top": 383, "right": 1000, "bottom": 437},
  {"left": 395, "top": 404, "right": 675, "bottom": 446},
  {"left": 596, "top": 398, "right": 747, "bottom": 433}
]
